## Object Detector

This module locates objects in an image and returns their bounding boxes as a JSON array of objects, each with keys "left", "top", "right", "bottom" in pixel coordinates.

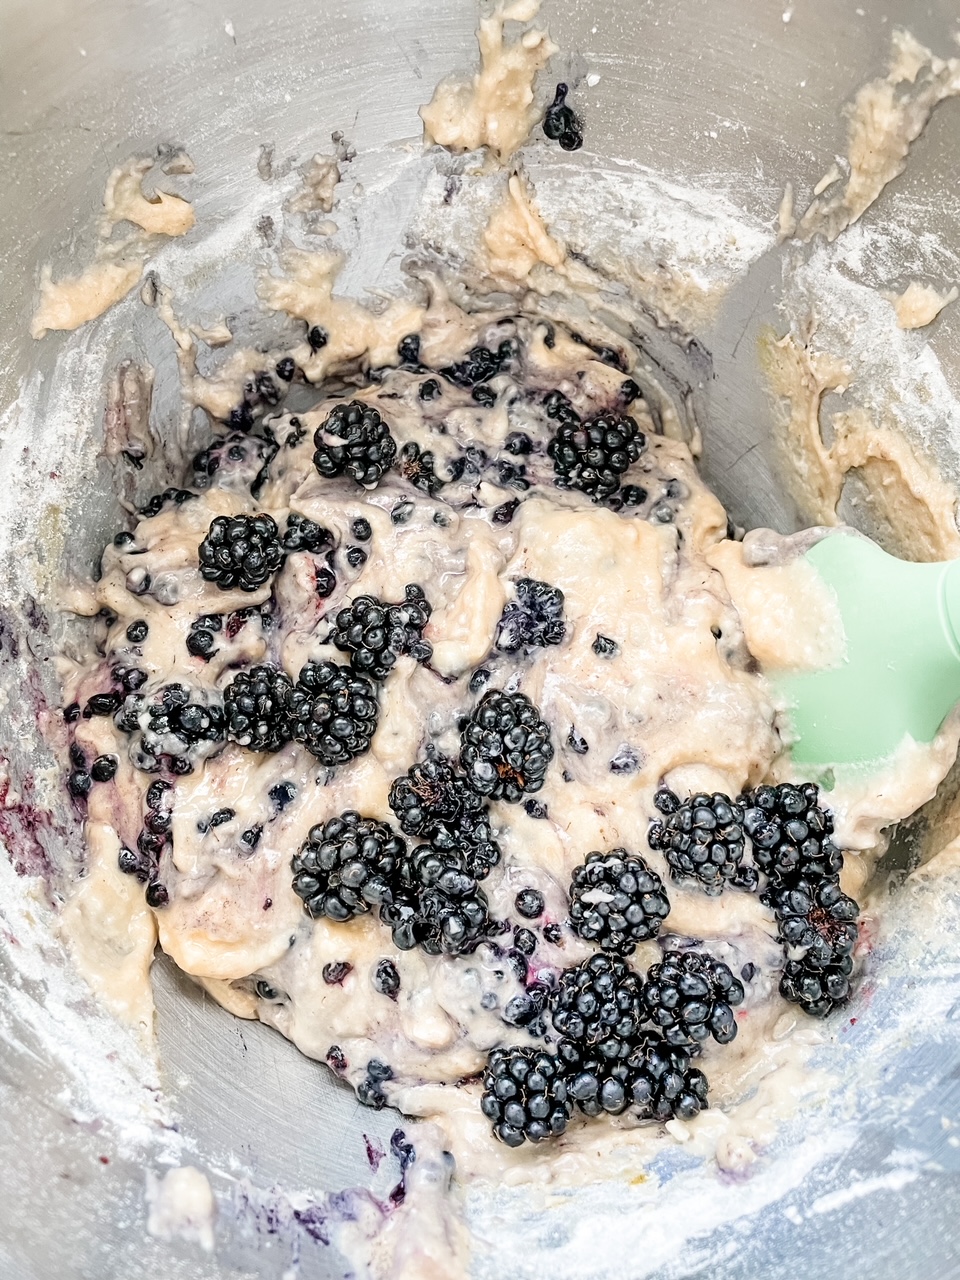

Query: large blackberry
[
  {"left": 549, "top": 954, "right": 646, "bottom": 1063},
  {"left": 780, "top": 955, "right": 855, "bottom": 1018},
  {"left": 642, "top": 950, "right": 745, "bottom": 1046},
  {"left": 739, "top": 783, "right": 841, "bottom": 893},
  {"left": 542, "top": 82, "right": 584, "bottom": 151},
  {"left": 224, "top": 665, "right": 293, "bottom": 752},
  {"left": 283, "top": 660, "right": 379, "bottom": 765},
  {"left": 626, "top": 1033, "right": 709, "bottom": 1122},
  {"left": 330, "top": 586, "right": 432, "bottom": 681},
  {"left": 495, "top": 578, "right": 566, "bottom": 653},
  {"left": 291, "top": 812, "right": 406, "bottom": 922},
  {"left": 115, "top": 684, "right": 225, "bottom": 773},
  {"left": 313, "top": 401, "right": 397, "bottom": 487},
  {"left": 387, "top": 844, "right": 492, "bottom": 956},
  {"left": 388, "top": 757, "right": 501, "bottom": 880},
  {"left": 547, "top": 405, "right": 645, "bottom": 501},
  {"left": 459, "top": 689, "right": 554, "bottom": 803},
  {"left": 198, "top": 514, "right": 286, "bottom": 592},
  {"left": 773, "top": 877, "right": 860, "bottom": 1017},
  {"left": 649, "top": 789, "right": 759, "bottom": 895},
  {"left": 480, "top": 1046, "right": 571, "bottom": 1147},
  {"left": 568, "top": 850, "right": 670, "bottom": 956}
]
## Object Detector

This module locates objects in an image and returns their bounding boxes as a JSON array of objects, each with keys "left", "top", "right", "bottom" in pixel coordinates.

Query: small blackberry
[
  {"left": 313, "top": 401, "right": 397, "bottom": 487},
  {"left": 495, "top": 578, "right": 566, "bottom": 653},
  {"left": 515, "top": 888, "right": 544, "bottom": 919},
  {"left": 198, "top": 514, "right": 285, "bottom": 592},
  {"left": 283, "top": 512, "right": 331, "bottom": 553},
  {"left": 542, "top": 82, "right": 584, "bottom": 151},
  {"left": 291, "top": 811, "right": 406, "bottom": 922},
  {"left": 780, "top": 954, "right": 855, "bottom": 1018},
  {"left": 773, "top": 877, "right": 859, "bottom": 971},
  {"left": 549, "top": 954, "right": 646, "bottom": 1061},
  {"left": 642, "top": 951, "right": 745, "bottom": 1046},
  {"left": 480, "top": 1046, "right": 571, "bottom": 1147},
  {"left": 740, "top": 783, "right": 842, "bottom": 892},
  {"left": 330, "top": 586, "right": 432, "bottom": 682},
  {"left": 569, "top": 850, "right": 670, "bottom": 956},
  {"left": 115, "top": 683, "right": 225, "bottom": 773},
  {"left": 547, "top": 407, "right": 645, "bottom": 501},
  {"left": 459, "top": 689, "right": 554, "bottom": 803},
  {"left": 649, "top": 789, "right": 759, "bottom": 895},
  {"left": 224, "top": 665, "right": 293, "bottom": 752},
  {"left": 626, "top": 1033, "right": 709, "bottom": 1122},
  {"left": 398, "top": 441, "right": 444, "bottom": 496},
  {"left": 283, "top": 660, "right": 379, "bottom": 765}
]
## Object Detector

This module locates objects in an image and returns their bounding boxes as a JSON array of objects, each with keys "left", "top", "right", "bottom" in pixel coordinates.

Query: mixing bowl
[{"left": 3, "top": 1, "right": 960, "bottom": 1276}]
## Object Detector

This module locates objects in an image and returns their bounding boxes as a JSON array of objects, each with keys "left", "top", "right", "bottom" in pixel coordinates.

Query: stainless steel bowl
[{"left": 3, "top": 1, "right": 960, "bottom": 1276}]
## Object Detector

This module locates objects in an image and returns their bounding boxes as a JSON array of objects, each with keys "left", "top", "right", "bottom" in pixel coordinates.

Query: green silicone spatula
[{"left": 774, "top": 533, "right": 960, "bottom": 767}]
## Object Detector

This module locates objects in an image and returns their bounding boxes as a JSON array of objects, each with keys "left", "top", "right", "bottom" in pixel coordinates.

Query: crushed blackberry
[
  {"left": 419, "top": 378, "right": 441, "bottom": 401},
  {"left": 619, "top": 484, "right": 647, "bottom": 507},
  {"left": 113, "top": 531, "right": 136, "bottom": 549},
  {"left": 283, "top": 512, "right": 331, "bottom": 553},
  {"left": 139, "top": 487, "right": 197, "bottom": 518},
  {"left": 547, "top": 408, "right": 645, "bottom": 501},
  {"left": 609, "top": 746, "right": 640, "bottom": 775},
  {"left": 307, "top": 325, "right": 328, "bottom": 352},
  {"left": 186, "top": 628, "right": 217, "bottom": 660},
  {"left": 115, "top": 683, "right": 225, "bottom": 773},
  {"left": 255, "top": 979, "right": 281, "bottom": 1000},
  {"left": 491, "top": 498, "right": 520, "bottom": 525},
  {"left": 327, "top": 1045, "right": 347, "bottom": 1073},
  {"left": 283, "top": 660, "right": 379, "bottom": 765},
  {"left": 542, "top": 82, "right": 584, "bottom": 151},
  {"left": 391, "top": 500, "right": 415, "bottom": 524},
  {"left": 459, "top": 688, "right": 554, "bottom": 803},
  {"left": 495, "top": 578, "right": 566, "bottom": 653},
  {"left": 275, "top": 356, "right": 296, "bottom": 381},
  {"left": 63, "top": 702, "right": 81, "bottom": 723},
  {"left": 642, "top": 950, "right": 745, "bottom": 1046},
  {"left": 649, "top": 789, "right": 759, "bottom": 895},
  {"left": 330, "top": 585, "right": 432, "bottom": 681},
  {"left": 569, "top": 850, "right": 670, "bottom": 955},
  {"left": 291, "top": 812, "right": 406, "bottom": 922},
  {"left": 224, "top": 665, "right": 293, "bottom": 752},
  {"left": 620, "top": 378, "right": 641, "bottom": 404},
  {"left": 90, "top": 755, "right": 118, "bottom": 783},
  {"left": 549, "top": 954, "right": 646, "bottom": 1063},
  {"left": 515, "top": 888, "right": 544, "bottom": 919},
  {"left": 447, "top": 444, "right": 488, "bottom": 483},
  {"left": 440, "top": 344, "right": 508, "bottom": 388},
  {"left": 480, "top": 1046, "right": 571, "bottom": 1147},
  {"left": 86, "top": 691, "right": 123, "bottom": 717},
  {"left": 118, "top": 845, "right": 151, "bottom": 881},
  {"left": 198, "top": 514, "right": 285, "bottom": 592},
  {"left": 472, "top": 384, "right": 497, "bottom": 408},
  {"left": 373, "top": 959, "right": 401, "bottom": 1000},
  {"left": 357, "top": 1059, "right": 394, "bottom": 1109},
  {"left": 524, "top": 798, "right": 547, "bottom": 819},
  {"left": 397, "top": 334, "right": 421, "bottom": 366},
  {"left": 740, "top": 783, "right": 842, "bottom": 893},
  {"left": 323, "top": 961, "right": 353, "bottom": 985},
  {"left": 398, "top": 441, "right": 444, "bottom": 496},
  {"left": 313, "top": 401, "right": 397, "bottom": 487},
  {"left": 126, "top": 620, "right": 148, "bottom": 643},
  {"left": 269, "top": 781, "right": 296, "bottom": 811},
  {"left": 240, "top": 824, "right": 263, "bottom": 851},
  {"left": 592, "top": 634, "right": 619, "bottom": 657},
  {"left": 567, "top": 727, "right": 589, "bottom": 755},
  {"left": 504, "top": 432, "right": 532, "bottom": 455},
  {"left": 145, "top": 881, "right": 169, "bottom": 909}
]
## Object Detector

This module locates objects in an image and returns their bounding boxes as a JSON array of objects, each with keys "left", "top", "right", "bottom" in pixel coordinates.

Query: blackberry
[
  {"left": 373, "top": 959, "right": 401, "bottom": 1000},
  {"left": 382, "top": 846, "right": 492, "bottom": 956},
  {"left": 495, "top": 578, "right": 566, "bottom": 653},
  {"left": 542, "top": 82, "right": 584, "bottom": 151},
  {"left": 569, "top": 850, "right": 670, "bottom": 956},
  {"left": 115, "top": 683, "right": 225, "bottom": 773},
  {"left": 440, "top": 344, "right": 507, "bottom": 388},
  {"left": 283, "top": 512, "right": 331, "bottom": 553},
  {"left": 388, "top": 757, "right": 502, "bottom": 880},
  {"left": 780, "top": 955, "right": 855, "bottom": 1018},
  {"left": 515, "top": 888, "right": 544, "bottom": 919},
  {"left": 491, "top": 498, "right": 520, "bottom": 525},
  {"left": 291, "top": 811, "right": 405, "bottom": 922},
  {"left": 126, "top": 619, "right": 149, "bottom": 643},
  {"left": 398, "top": 441, "right": 444, "bottom": 496},
  {"left": 480, "top": 1046, "right": 571, "bottom": 1147},
  {"left": 555, "top": 1041, "right": 634, "bottom": 1115},
  {"left": 739, "top": 782, "right": 841, "bottom": 893},
  {"left": 649, "top": 789, "right": 759, "bottom": 895},
  {"left": 549, "top": 954, "right": 646, "bottom": 1062},
  {"left": 313, "top": 401, "right": 397, "bottom": 487},
  {"left": 773, "top": 876, "right": 859, "bottom": 982},
  {"left": 627, "top": 1033, "right": 709, "bottom": 1122},
  {"left": 642, "top": 951, "right": 745, "bottom": 1046},
  {"left": 330, "top": 586, "right": 432, "bottom": 682},
  {"left": 459, "top": 689, "right": 554, "bottom": 803},
  {"left": 224, "top": 665, "right": 293, "bottom": 752},
  {"left": 284, "top": 661, "right": 379, "bottom": 765},
  {"left": 139, "top": 487, "right": 198, "bottom": 518},
  {"left": 547, "top": 408, "right": 645, "bottom": 501},
  {"left": 198, "top": 514, "right": 285, "bottom": 592}
]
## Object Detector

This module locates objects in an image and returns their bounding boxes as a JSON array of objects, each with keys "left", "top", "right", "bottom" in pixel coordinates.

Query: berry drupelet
[
  {"left": 224, "top": 665, "right": 293, "bottom": 752},
  {"left": 649, "top": 789, "right": 759, "bottom": 895},
  {"left": 480, "top": 1046, "right": 572, "bottom": 1147},
  {"left": 291, "top": 811, "right": 406, "bottom": 922},
  {"left": 642, "top": 950, "right": 745, "bottom": 1046},
  {"left": 547, "top": 399, "right": 645, "bottom": 501},
  {"left": 313, "top": 401, "right": 397, "bottom": 487},
  {"left": 739, "top": 782, "right": 842, "bottom": 893},
  {"left": 283, "top": 660, "right": 379, "bottom": 765},
  {"left": 495, "top": 578, "right": 566, "bottom": 653},
  {"left": 568, "top": 849, "right": 670, "bottom": 955},
  {"left": 198, "top": 514, "right": 286, "bottom": 592},
  {"left": 542, "top": 82, "right": 584, "bottom": 151},
  {"left": 459, "top": 689, "right": 554, "bottom": 803}
]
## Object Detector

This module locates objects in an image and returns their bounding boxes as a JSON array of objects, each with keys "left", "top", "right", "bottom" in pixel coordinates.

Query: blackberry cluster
[
  {"left": 542, "top": 82, "right": 584, "bottom": 151},
  {"left": 546, "top": 395, "right": 645, "bottom": 501},
  {"left": 198, "top": 514, "right": 286, "bottom": 591},
  {"left": 119, "top": 778, "right": 173, "bottom": 886},
  {"left": 388, "top": 756, "right": 501, "bottom": 880},
  {"left": 398, "top": 441, "right": 444, "bottom": 496},
  {"left": 283, "top": 660, "right": 379, "bottom": 765},
  {"left": 556, "top": 1032, "right": 708, "bottom": 1121},
  {"left": 291, "top": 812, "right": 406, "bottom": 922},
  {"left": 439, "top": 342, "right": 513, "bottom": 388},
  {"left": 459, "top": 689, "right": 554, "bottom": 803},
  {"left": 115, "top": 684, "right": 225, "bottom": 773},
  {"left": 480, "top": 1047, "right": 572, "bottom": 1147},
  {"left": 642, "top": 951, "right": 745, "bottom": 1046},
  {"left": 313, "top": 401, "right": 397, "bottom": 487},
  {"left": 330, "top": 586, "right": 432, "bottom": 682},
  {"left": 568, "top": 850, "right": 670, "bottom": 955},
  {"left": 740, "top": 783, "right": 842, "bottom": 893},
  {"left": 649, "top": 789, "right": 759, "bottom": 895},
  {"left": 773, "top": 877, "right": 859, "bottom": 1016},
  {"left": 383, "top": 844, "right": 492, "bottom": 956},
  {"left": 495, "top": 578, "right": 566, "bottom": 653},
  {"left": 549, "top": 954, "right": 646, "bottom": 1063},
  {"left": 283, "top": 512, "right": 331, "bottom": 554},
  {"left": 224, "top": 665, "right": 293, "bottom": 752}
]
